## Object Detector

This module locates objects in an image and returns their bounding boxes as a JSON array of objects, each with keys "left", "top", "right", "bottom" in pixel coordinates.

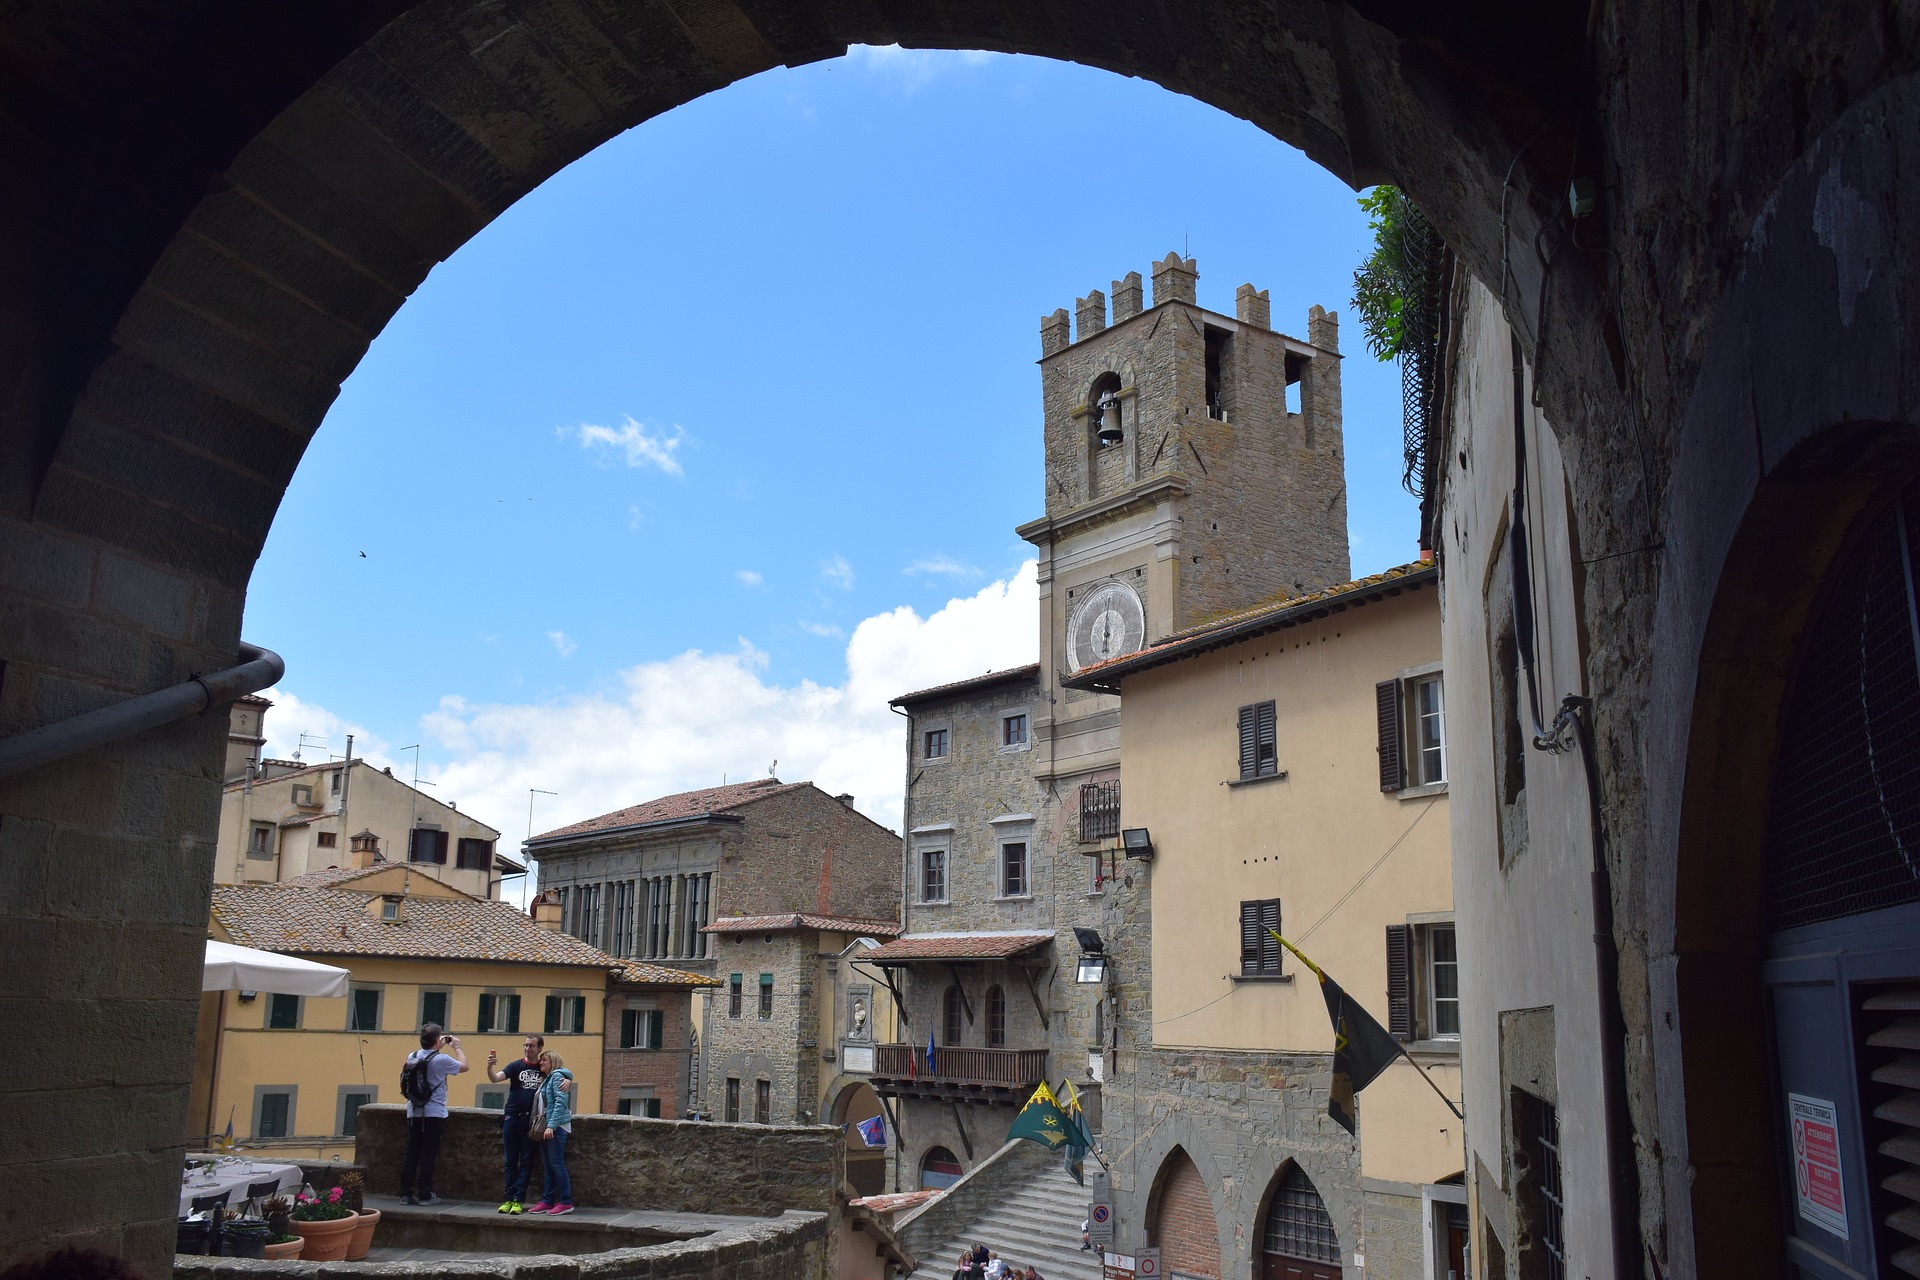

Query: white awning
[{"left": 203, "top": 939, "right": 349, "bottom": 997}]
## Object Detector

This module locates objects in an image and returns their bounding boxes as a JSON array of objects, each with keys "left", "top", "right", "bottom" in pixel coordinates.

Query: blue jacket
[{"left": 540, "top": 1068, "right": 576, "bottom": 1129}]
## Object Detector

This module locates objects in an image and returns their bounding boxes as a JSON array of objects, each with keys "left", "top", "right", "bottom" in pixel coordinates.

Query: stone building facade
[{"left": 527, "top": 778, "right": 900, "bottom": 1118}]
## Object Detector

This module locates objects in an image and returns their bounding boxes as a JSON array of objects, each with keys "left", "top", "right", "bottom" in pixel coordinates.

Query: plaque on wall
[{"left": 842, "top": 1043, "right": 875, "bottom": 1073}]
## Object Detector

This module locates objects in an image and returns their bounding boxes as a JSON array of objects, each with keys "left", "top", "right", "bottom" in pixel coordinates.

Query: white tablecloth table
[{"left": 179, "top": 1156, "right": 304, "bottom": 1218}]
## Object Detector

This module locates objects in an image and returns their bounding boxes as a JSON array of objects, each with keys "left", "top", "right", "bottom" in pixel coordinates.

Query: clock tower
[{"left": 1016, "top": 252, "right": 1350, "bottom": 792}]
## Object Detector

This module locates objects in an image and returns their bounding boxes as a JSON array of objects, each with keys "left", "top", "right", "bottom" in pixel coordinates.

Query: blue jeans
[
  {"left": 502, "top": 1112, "right": 537, "bottom": 1201},
  {"left": 541, "top": 1127, "right": 573, "bottom": 1206}
]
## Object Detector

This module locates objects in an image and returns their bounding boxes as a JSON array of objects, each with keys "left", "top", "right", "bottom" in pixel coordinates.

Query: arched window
[
  {"left": 986, "top": 985, "right": 1006, "bottom": 1048},
  {"left": 1261, "top": 1164, "right": 1338, "bottom": 1275},
  {"left": 943, "top": 985, "right": 965, "bottom": 1046},
  {"left": 921, "top": 1146, "right": 964, "bottom": 1190}
]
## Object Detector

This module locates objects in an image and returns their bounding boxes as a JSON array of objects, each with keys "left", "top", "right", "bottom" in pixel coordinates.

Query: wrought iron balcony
[
  {"left": 870, "top": 1044, "right": 1047, "bottom": 1103},
  {"left": 1080, "top": 779, "right": 1121, "bottom": 842}
]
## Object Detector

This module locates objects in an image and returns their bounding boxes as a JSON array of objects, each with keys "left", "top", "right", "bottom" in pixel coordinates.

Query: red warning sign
[{"left": 1788, "top": 1093, "right": 1848, "bottom": 1240}]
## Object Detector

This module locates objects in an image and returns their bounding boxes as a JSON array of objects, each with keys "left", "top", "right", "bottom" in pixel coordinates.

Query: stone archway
[
  {"left": 1146, "top": 1148, "right": 1222, "bottom": 1280},
  {"left": 830, "top": 1076, "right": 888, "bottom": 1197}
]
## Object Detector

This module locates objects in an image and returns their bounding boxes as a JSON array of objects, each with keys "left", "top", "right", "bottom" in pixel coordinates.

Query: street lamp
[
  {"left": 1074, "top": 927, "right": 1108, "bottom": 984},
  {"left": 1120, "top": 827, "right": 1154, "bottom": 859}
]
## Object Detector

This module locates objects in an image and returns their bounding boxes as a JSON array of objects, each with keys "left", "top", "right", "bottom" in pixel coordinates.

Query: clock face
[{"left": 1067, "top": 581, "right": 1147, "bottom": 672}]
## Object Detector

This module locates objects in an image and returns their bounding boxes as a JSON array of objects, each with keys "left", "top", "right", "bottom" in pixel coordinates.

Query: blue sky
[{"left": 245, "top": 48, "right": 1413, "bottom": 851}]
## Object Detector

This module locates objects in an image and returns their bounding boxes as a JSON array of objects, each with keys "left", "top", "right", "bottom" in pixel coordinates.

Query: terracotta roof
[
  {"left": 702, "top": 912, "right": 903, "bottom": 937},
  {"left": 849, "top": 1189, "right": 941, "bottom": 1214},
  {"left": 615, "top": 960, "right": 723, "bottom": 987},
  {"left": 862, "top": 930, "right": 1054, "bottom": 963},
  {"left": 528, "top": 778, "right": 810, "bottom": 844},
  {"left": 276, "top": 864, "right": 392, "bottom": 889},
  {"left": 890, "top": 664, "right": 1042, "bottom": 709},
  {"left": 1065, "top": 560, "right": 1438, "bottom": 693},
  {"left": 211, "top": 882, "right": 622, "bottom": 968}
]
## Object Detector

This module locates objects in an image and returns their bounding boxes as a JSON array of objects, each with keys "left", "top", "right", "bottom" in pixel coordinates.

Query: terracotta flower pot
[
  {"left": 345, "top": 1208, "right": 380, "bottom": 1261},
  {"left": 262, "top": 1239, "right": 303, "bottom": 1261},
  {"left": 290, "top": 1215, "right": 357, "bottom": 1262}
]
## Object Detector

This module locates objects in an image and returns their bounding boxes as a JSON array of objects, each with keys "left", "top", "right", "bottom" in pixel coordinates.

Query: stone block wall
[
  {"left": 602, "top": 986, "right": 697, "bottom": 1116},
  {"left": 702, "top": 932, "right": 818, "bottom": 1122},
  {"left": 722, "top": 785, "right": 901, "bottom": 922},
  {"left": 356, "top": 1104, "right": 843, "bottom": 1216}
]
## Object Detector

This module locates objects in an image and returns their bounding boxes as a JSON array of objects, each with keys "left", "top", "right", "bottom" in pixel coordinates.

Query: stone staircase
[{"left": 899, "top": 1142, "right": 1103, "bottom": 1280}]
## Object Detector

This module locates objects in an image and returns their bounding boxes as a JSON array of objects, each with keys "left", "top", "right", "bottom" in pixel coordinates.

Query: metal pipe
[{"left": 0, "top": 641, "right": 284, "bottom": 779}]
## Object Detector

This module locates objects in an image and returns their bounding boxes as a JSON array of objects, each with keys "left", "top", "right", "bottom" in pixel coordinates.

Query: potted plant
[
  {"left": 263, "top": 1195, "right": 292, "bottom": 1239},
  {"left": 175, "top": 1218, "right": 210, "bottom": 1256},
  {"left": 339, "top": 1172, "right": 379, "bottom": 1261},
  {"left": 220, "top": 1216, "right": 273, "bottom": 1259},
  {"left": 263, "top": 1235, "right": 304, "bottom": 1261},
  {"left": 289, "top": 1187, "right": 357, "bottom": 1261}
]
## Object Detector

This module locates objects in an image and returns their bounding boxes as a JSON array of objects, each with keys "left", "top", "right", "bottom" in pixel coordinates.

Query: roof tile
[
  {"left": 862, "top": 930, "right": 1054, "bottom": 962},
  {"left": 530, "top": 778, "right": 810, "bottom": 843},
  {"left": 702, "top": 913, "right": 903, "bottom": 937}
]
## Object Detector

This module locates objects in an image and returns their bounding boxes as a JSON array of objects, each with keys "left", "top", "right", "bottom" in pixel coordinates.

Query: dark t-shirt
[{"left": 501, "top": 1058, "right": 544, "bottom": 1113}]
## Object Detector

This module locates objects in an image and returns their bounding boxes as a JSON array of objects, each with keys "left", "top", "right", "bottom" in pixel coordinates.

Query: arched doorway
[
  {"left": 1147, "top": 1148, "right": 1220, "bottom": 1280},
  {"left": 833, "top": 1079, "right": 889, "bottom": 1197},
  {"left": 922, "top": 1145, "right": 965, "bottom": 1190},
  {"left": 1258, "top": 1164, "right": 1340, "bottom": 1280}
]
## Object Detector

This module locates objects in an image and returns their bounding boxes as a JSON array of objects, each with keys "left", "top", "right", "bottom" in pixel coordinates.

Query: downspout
[
  {"left": 1508, "top": 334, "right": 1641, "bottom": 1275},
  {"left": 0, "top": 641, "right": 284, "bottom": 779}
]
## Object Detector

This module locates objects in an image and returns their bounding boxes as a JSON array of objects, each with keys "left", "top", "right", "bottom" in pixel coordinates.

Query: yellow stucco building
[
  {"left": 194, "top": 863, "right": 618, "bottom": 1160},
  {"left": 1066, "top": 561, "right": 1462, "bottom": 1280}
]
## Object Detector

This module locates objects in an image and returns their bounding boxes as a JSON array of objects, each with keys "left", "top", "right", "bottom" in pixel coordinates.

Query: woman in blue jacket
[{"left": 533, "top": 1051, "right": 576, "bottom": 1215}]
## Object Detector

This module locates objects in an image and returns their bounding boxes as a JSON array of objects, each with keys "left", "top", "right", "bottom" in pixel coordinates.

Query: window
[
  {"left": 267, "top": 993, "right": 300, "bottom": 1029},
  {"left": 1410, "top": 675, "right": 1446, "bottom": 784},
  {"left": 476, "top": 1088, "right": 506, "bottom": 1110},
  {"left": 316, "top": 831, "right": 337, "bottom": 849},
  {"left": 247, "top": 823, "right": 275, "bottom": 859},
  {"left": 725, "top": 1077, "right": 741, "bottom": 1123},
  {"left": 920, "top": 843, "right": 948, "bottom": 903},
  {"left": 943, "top": 985, "right": 965, "bottom": 1047},
  {"left": 999, "top": 839, "right": 1029, "bottom": 898},
  {"left": 379, "top": 896, "right": 400, "bottom": 921},
  {"left": 610, "top": 880, "right": 634, "bottom": 957},
  {"left": 1429, "top": 924, "right": 1459, "bottom": 1036},
  {"left": 1002, "top": 713, "right": 1028, "bottom": 747},
  {"left": 621, "top": 1008, "right": 664, "bottom": 1049},
  {"left": 338, "top": 1088, "right": 374, "bottom": 1136},
  {"left": 572, "top": 882, "right": 601, "bottom": 947},
  {"left": 409, "top": 827, "right": 448, "bottom": 864},
  {"left": 1524, "top": 1095, "right": 1566, "bottom": 1279},
  {"left": 1238, "top": 700, "right": 1278, "bottom": 779},
  {"left": 682, "top": 873, "right": 711, "bottom": 957},
  {"left": 1261, "top": 1164, "right": 1340, "bottom": 1266},
  {"left": 1239, "top": 899, "right": 1284, "bottom": 976},
  {"left": 758, "top": 973, "right": 774, "bottom": 1019},
  {"left": 924, "top": 728, "right": 949, "bottom": 760},
  {"left": 478, "top": 992, "right": 521, "bottom": 1034},
  {"left": 755, "top": 1079, "right": 771, "bottom": 1125},
  {"left": 456, "top": 837, "right": 493, "bottom": 870},
  {"left": 1080, "top": 779, "right": 1121, "bottom": 842},
  {"left": 1379, "top": 672, "right": 1449, "bottom": 792},
  {"left": 256, "top": 1090, "right": 292, "bottom": 1139},
  {"left": 1387, "top": 921, "right": 1460, "bottom": 1041},
  {"left": 419, "top": 989, "right": 449, "bottom": 1029},
  {"left": 618, "top": 1096, "right": 662, "bottom": 1118},
  {"left": 987, "top": 985, "right": 1006, "bottom": 1048},
  {"left": 330, "top": 769, "right": 343, "bottom": 796},
  {"left": 348, "top": 987, "right": 381, "bottom": 1032},
  {"left": 728, "top": 974, "right": 743, "bottom": 1018},
  {"left": 544, "top": 994, "right": 585, "bottom": 1034}
]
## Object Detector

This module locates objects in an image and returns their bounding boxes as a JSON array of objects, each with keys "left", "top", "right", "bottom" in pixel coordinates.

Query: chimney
[
  {"left": 835, "top": 793, "right": 855, "bottom": 808},
  {"left": 349, "top": 829, "right": 381, "bottom": 870},
  {"left": 531, "top": 891, "right": 563, "bottom": 931}
]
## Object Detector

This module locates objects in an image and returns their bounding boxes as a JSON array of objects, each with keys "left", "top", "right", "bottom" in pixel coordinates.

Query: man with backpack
[{"left": 400, "top": 1023, "right": 468, "bottom": 1205}]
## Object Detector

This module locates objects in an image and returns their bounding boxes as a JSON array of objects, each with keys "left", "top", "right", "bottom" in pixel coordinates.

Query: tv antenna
[{"left": 295, "top": 731, "right": 329, "bottom": 762}]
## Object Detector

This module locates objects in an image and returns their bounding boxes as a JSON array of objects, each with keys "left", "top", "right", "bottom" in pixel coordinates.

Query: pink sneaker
[
  {"left": 547, "top": 1204, "right": 574, "bottom": 1216},
  {"left": 526, "top": 1201, "right": 551, "bottom": 1213}
]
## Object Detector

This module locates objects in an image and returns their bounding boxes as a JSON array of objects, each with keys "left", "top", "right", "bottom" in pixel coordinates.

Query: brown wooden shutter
[
  {"left": 1257, "top": 701, "right": 1277, "bottom": 775},
  {"left": 1238, "top": 705, "right": 1259, "bottom": 779},
  {"left": 1377, "top": 679, "right": 1406, "bottom": 792},
  {"left": 1386, "top": 924, "right": 1413, "bottom": 1041},
  {"left": 1240, "top": 901, "right": 1262, "bottom": 973},
  {"left": 1261, "top": 900, "right": 1282, "bottom": 972}
]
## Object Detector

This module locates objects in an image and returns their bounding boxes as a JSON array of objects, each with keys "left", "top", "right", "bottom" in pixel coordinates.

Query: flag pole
[{"left": 1272, "top": 931, "right": 1463, "bottom": 1121}]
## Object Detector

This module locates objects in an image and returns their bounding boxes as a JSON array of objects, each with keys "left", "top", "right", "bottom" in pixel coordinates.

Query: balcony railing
[
  {"left": 1080, "top": 780, "right": 1121, "bottom": 842},
  {"left": 871, "top": 1044, "right": 1047, "bottom": 1095}
]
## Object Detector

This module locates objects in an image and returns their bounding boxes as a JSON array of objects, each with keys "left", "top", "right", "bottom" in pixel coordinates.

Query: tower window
[{"left": 1204, "top": 326, "right": 1231, "bottom": 419}]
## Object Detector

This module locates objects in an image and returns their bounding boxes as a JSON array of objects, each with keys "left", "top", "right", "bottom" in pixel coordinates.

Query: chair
[
  {"left": 189, "top": 1192, "right": 230, "bottom": 1255},
  {"left": 243, "top": 1179, "right": 281, "bottom": 1218}
]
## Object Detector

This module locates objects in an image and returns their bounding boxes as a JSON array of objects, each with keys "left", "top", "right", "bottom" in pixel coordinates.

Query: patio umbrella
[{"left": 203, "top": 939, "right": 349, "bottom": 996}]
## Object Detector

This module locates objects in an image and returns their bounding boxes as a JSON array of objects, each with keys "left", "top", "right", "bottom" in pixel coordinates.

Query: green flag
[
  {"left": 1059, "top": 1080, "right": 1090, "bottom": 1185},
  {"left": 1271, "top": 931, "right": 1403, "bottom": 1135},
  {"left": 1008, "top": 1081, "right": 1091, "bottom": 1153}
]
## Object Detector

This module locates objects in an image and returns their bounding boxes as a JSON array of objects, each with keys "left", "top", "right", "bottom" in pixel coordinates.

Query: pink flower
[{"left": 327, "top": 1187, "right": 343, "bottom": 1203}]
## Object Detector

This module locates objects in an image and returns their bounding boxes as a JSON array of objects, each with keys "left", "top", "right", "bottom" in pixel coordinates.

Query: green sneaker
[
  {"left": 506, "top": 1201, "right": 525, "bottom": 1215},
  {"left": 498, "top": 1201, "right": 514, "bottom": 1214}
]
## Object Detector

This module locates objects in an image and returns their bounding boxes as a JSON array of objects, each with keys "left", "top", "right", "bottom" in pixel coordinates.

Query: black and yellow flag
[
  {"left": 1008, "top": 1081, "right": 1092, "bottom": 1152},
  {"left": 1272, "top": 931, "right": 1403, "bottom": 1135}
]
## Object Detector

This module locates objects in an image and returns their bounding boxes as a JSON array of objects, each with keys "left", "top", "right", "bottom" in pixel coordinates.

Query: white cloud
[
  {"left": 547, "top": 630, "right": 578, "bottom": 658},
  {"left": 254, "top": 688, "right": 393, "bottom": 769},
  {"left": 798, "top": 620, "right": 845, "bottom": 638},
  {"left": 420, "top": 562, "right": 1039, "bottom": 855},
  {"left": 566, "top": 416, "right": 686, "bottom": 476},
  {"left": 735, "top": 569, "right": 764, "bottom": 587},
  {"left": 628, "top": 506, "right": 645, "bottom": 532},
  {"left": 904, "top": 555, "right": 983, "bottom": 580},
  {"left": 845, "top": 44, "right": 995, "bottom": 93},
  {"left": 821, "top": 554, "right": 855, "bottom": 591}
]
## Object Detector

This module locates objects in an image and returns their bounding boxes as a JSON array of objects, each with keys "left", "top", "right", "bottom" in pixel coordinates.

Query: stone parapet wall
[
  {"left": 354, "top": 1105, "right": 841, "bottom": 1216},
  {"left": 170, "top": 1209, "right": 830, "bottom": 1280}
]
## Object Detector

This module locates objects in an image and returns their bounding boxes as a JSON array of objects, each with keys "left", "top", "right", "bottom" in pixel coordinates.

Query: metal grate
[
  {"left": 1261, "top": 1164, "right": 1339, "bottom": 1263},
  {"left": 1533, "top": 1100, "right": 1566, "bottom": 1280},
  {"left": 1081, "top": 780, "right": 1121, "bottom": 841},
  {"left": 1398, "top": 206, "right": 1446, "bottom": 506},
  {"left": 1856, "top": 984, "right": 1920, "bottom": 1277},
  {"left": 1766, "top": 493, "right": 1920, "bottom": 931}
]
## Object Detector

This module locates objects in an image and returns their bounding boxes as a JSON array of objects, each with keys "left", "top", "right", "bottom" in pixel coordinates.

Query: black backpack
[{"left": 400, "top": 1051, "right": 440, "bottom": 1106}]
